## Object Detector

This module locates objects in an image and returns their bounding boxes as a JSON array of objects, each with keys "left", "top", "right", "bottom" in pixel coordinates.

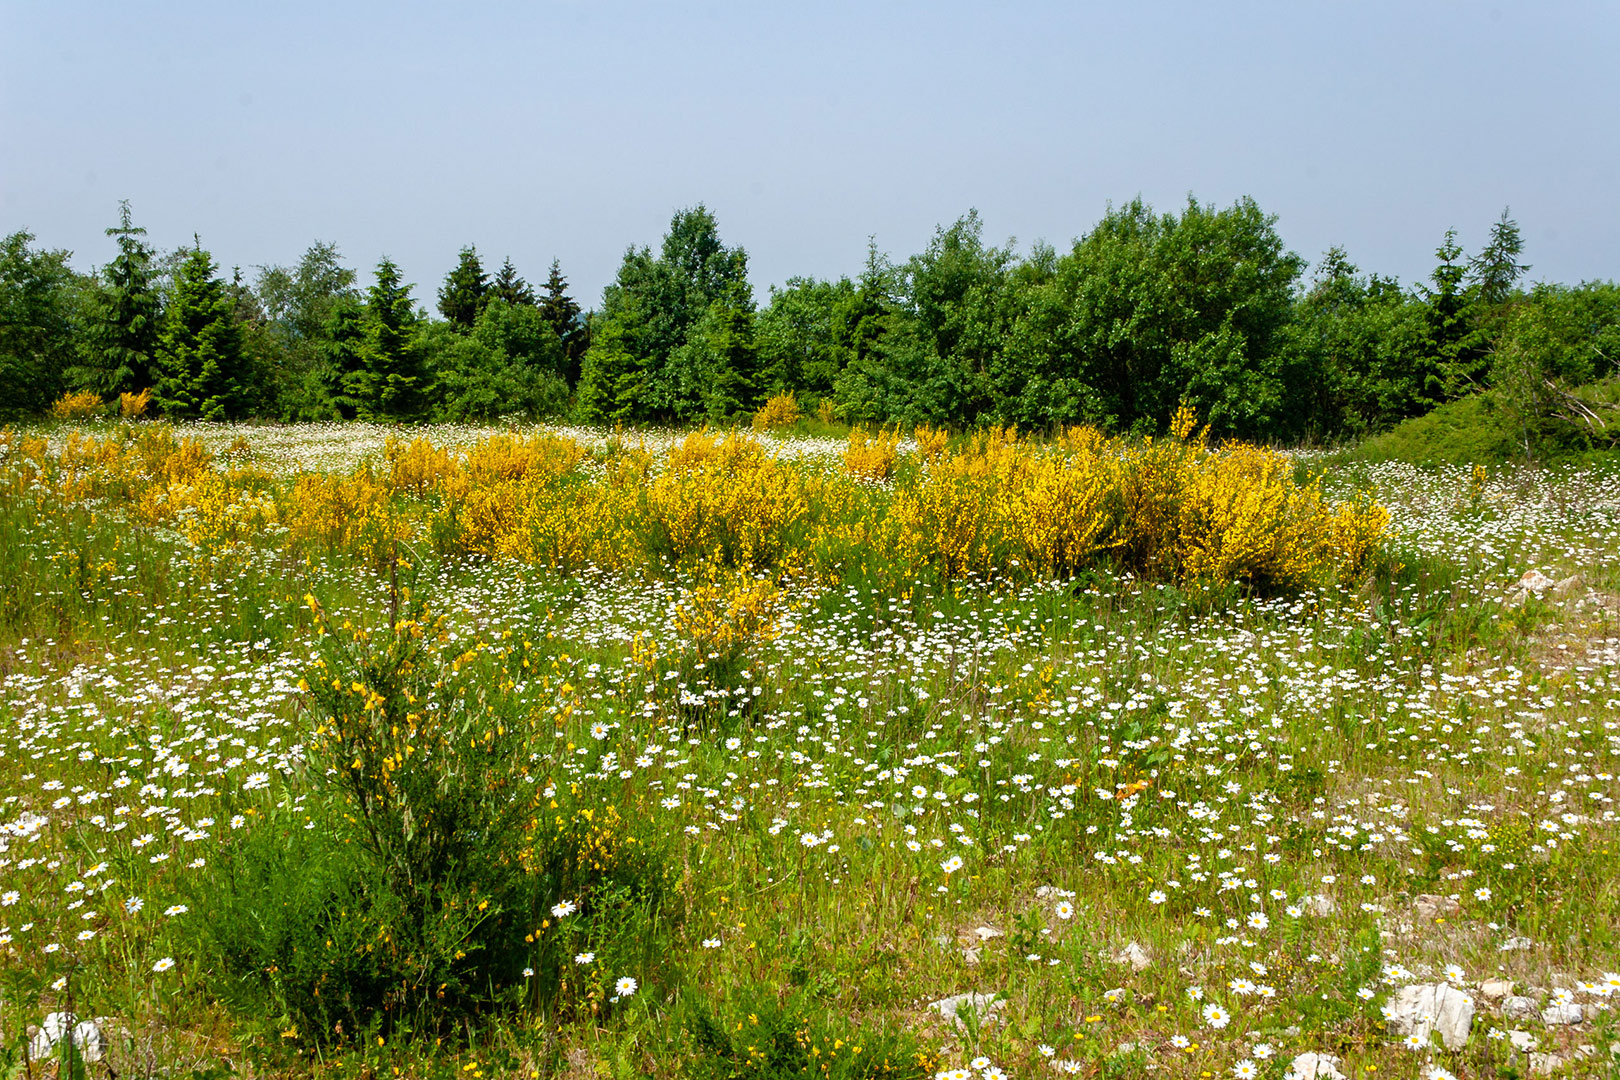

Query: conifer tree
[
  {"left": 437, "top": 245, "right": 489, "bottom": 328},
  {"left": 1469, "top": 208, "right": 1529, "bottom": 308},
  {"left": 539, "top": 259, "right": 587, "bottom": 382},
  {"left": 491, "top": 257, "right": 535, "bottom": 306},
  {"left": 153, "top": 241, "right": 247, "bottom": 420},
  {"left": 317, "top": 297, "right": 367, "bottom": 419},
  {"left": 360, "top": 258, "right": 424, "bottom": 419},
  {"left": 1423, "top": 229, "right": 1482, "bottom": 399},
  {"left": 75, "top": 201, "right": 161, "bottom": 397}
]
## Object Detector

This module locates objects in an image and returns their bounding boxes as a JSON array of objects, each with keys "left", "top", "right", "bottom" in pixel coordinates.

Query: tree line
[{"left": 3, "top": 198, "right": 1617, "bottom": 439}]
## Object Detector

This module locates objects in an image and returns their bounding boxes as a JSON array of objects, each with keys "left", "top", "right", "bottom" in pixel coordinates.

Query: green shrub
[
  {"left": 684, "top": 984, "right": 938, "bottom": 1080},
  {"left": 1355, "top": 380, "right": 1620, "bottom": 465},
  {"left": 198, "top": 600, "right": 678, "bottom": 1045}
]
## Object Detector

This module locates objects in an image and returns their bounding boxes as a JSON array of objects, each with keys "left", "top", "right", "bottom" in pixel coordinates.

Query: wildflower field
[{"left": 0, "top": 417, "right": 1617, "bottom": 1080}]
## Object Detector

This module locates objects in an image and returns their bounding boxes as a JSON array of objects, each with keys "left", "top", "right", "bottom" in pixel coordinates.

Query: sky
[{"left": 2, "top": 1, "right": 1616, "bottom": 309}]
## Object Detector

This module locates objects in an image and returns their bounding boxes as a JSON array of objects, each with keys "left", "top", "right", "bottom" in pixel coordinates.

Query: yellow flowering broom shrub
[
  {"left": 13, "top": 414, "right": 1387, "bottom": 595},
  {"left": 751, "top": 390, "right": 802, "bottom": 430},
  {"left": 50, "top": 389, "right": 105, "bottom": 420},
  {"left": 119, "top": 387, "right": 152, "bottom": 418},
  {"left": 844, "top": 426, "right": 901, "bottom": 481},
  {"left": 645, "top": 429, "right": 810, "bottom": 569}
]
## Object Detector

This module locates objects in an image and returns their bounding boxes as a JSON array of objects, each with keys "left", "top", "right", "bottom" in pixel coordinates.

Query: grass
[
  {"left": 0, "top": 420, "right": 1615, "bottom": 1079},
  {"left": 1351, "top": 380, "right": 1620, "bottom": 468}
]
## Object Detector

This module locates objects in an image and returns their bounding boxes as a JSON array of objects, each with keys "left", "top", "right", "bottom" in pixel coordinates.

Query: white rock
[
  {"left": 1284, "top": 1051, "right": 1346, "bottom": 1080},
  {"left": 1499, "top": 935, "right": 1535, "bottom": 952},
  {"left": 1413, "top": 894, "right": 1461, "bottom": 921},
  {"left": 1034, "top": 886, "right": 1061, "bottom": 900},
  {"left": 1542, "top": 1002, "right": 1583, "bottom": 1026},
  {"left": 1518, "top": 570, "right": 1556, "bottom": 594},
  {"left": 1508, "top": 1029, "right": 1537, "bottom": 1052},
  {"left": 1553, "top": 574, "right": 1582, "bottom": 597},
  {"left": 1502, "top": 996, "right": 1539, "bottom": 1021},
  {"left": 1528, "top": 1052, "right": 1562, "bottom": 1075},
  {"left": 1303, "top": 894, "right": 1336, "bottom": 917},
  {"left": 27, "top": 1013, "right": 104, "bottom": 1063},
  {"left": 1385, "top": 983, "right": 1475, "bottom": 1051},
  {"left": 1115, "top": 941, "right": 1151, "bottom": 971},
  {"left": 961, "top": 946, "right": 981, "bottom": 966},
  {"left": 1479, "top": 979, "right": 1515, "bottom": 1001},
  {"left": 972, "top": 926, "right": 1004, "bottom": 942},
  {"left": 928, "top": 992, "right": 1005, "bottom": 1029}
]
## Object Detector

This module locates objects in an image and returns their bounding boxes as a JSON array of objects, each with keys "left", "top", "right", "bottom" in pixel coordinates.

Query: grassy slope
[{"left": 1354, "top": 379, "right": 1620, "bottom": 467}]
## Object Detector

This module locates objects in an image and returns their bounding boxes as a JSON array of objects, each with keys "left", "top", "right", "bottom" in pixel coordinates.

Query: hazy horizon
[{"left": 3, "top": 0, "right": 1617, "bottom": 309}]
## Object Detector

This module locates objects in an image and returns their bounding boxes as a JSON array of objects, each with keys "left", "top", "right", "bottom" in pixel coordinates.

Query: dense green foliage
[
  {"left": 153, "top": 244, "right": 251, "bottom": 420},
  {"left": 577, "top": 205, "right": 757, "bottom": 423},
  {"left": 71, "top": 202, "right": 163, "bottom": 400},
  {"left": 0, "top": 230, "right": 80, "bottom": 419},
  {"left": 4, "top": 200, "right": 1617, "bottom": 448},
  {"left": 202, "top": 605, "right": 678, "bottom": 1043}
]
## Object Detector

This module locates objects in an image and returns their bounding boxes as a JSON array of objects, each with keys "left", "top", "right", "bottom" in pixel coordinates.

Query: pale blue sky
[{"left": 2, "top": 1, "right": 1616, "bottom": 307}]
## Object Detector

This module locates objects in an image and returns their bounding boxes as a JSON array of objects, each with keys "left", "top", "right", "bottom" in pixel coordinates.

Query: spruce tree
[
  {"left": 153, "top": 241, "right": 247, "bottom": 420},
  {"left": 317, "top": 297, "right": 367, "bottom": 419},
  {"left": 576, "top": 207, "right": 749, "bottom": 421},
  {"left": 491, "top": 257, "right": 535, "bottom": 306},
  {"left": 437, "top": 245, "right": 488, "bottom": 328},
  {"left": 539, "top": 259, "right": 587, "bottom": 382},
  {"left": 361, "top": 258, "right": 424, "bottom": 419},
  {"left": 1469, "top": 208, "right": 1529, "bottom": 308},
  {"left": 76, "top": 201, "right": 161, "bottom": 397},
  {"left": 1423, "top": 229, "right": 1482, "bottom": 399}
]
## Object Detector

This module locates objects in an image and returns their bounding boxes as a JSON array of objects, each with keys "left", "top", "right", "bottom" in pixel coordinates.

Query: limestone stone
[
  {"left": 1541, "top": 1002, "right": 1583, "bottom": 1026},
  {"left": 1385, "top": 983, "right": 1475, "bottom": 1051},
  {"left": 1303, "top": 894, "right": 1336, "bottom": 917},
  {"left": 1528, "top": 1052, "right": 1562, "bottom": 1075},
  {"left": 1502, "top": 996, "right": 1539, "bottom": 1021},
  {"left": 1284, "top": 1052, "right": 1346, "bottom": 1080},
  {"left": 27, "top": 1013, "right": 104, "bottom": 1063},
  {"left": 1115, "top": 941, "right": 1151, "bottom": 971},
  {"left": 1518, "top": 570, "right": 1556, "bottom": 594},
  {"left": 928, "top": 992, "right": 1005, "bottom": 1029},
  {"left": 1413, "top": 894, "right": 1461, "bottom": 921}
]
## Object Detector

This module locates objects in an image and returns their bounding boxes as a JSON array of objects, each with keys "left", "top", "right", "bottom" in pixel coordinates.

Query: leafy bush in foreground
[
  {"left": 686, "top": 984, "right": 938, "bottom": 1080},
  {"left": 198, "top": 600, "right": 678, "bottom": 1045}
]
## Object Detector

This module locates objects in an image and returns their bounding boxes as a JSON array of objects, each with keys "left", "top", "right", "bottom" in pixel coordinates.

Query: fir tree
[
  {"left": 360, "top": 258, "right": 424, "bottom": 419},
  {"left": 1423, "top": 229, "right": 1483, "bottom": 398},
  {"left": 491, "top": 258, "right": 535, "bottom": 307},
  {"left": 539, "top": 259, "right": 587, "bottom": 382},
  {"left": 317, "top": 297, "right": 367, "bottom": 420},
  {"left": 75, "top": 201, "right": 161, "bottom": 397},
  {"left": 1469, "top": 208, "right": 1530, "bottom": 308},
  {"left": 153, "top": 241, "right": 247, "bottom": 420},
  {"left": 437, "top": 245, "right": 488, "bottom": 328}
]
